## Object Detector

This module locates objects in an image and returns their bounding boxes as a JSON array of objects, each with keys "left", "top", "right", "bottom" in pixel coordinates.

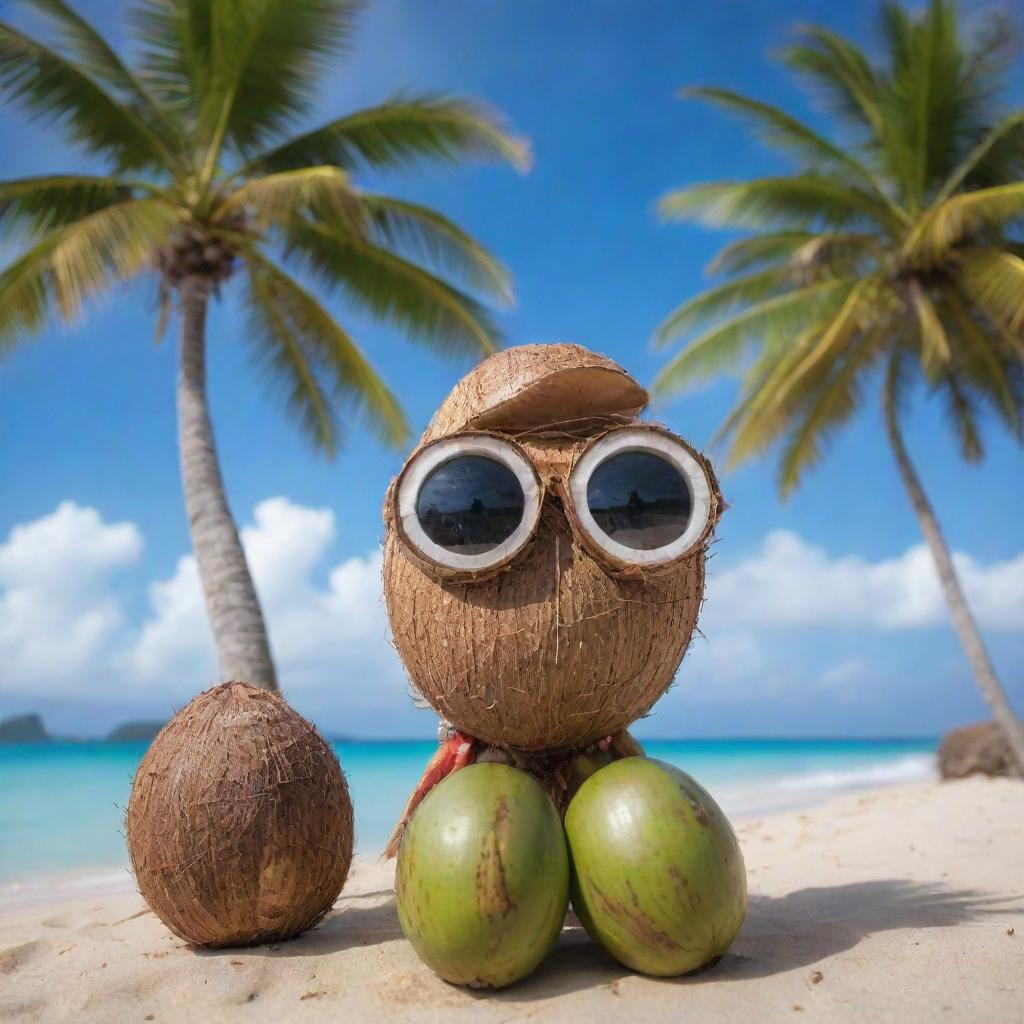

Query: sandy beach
[{"left": 0, "top": 777, "right": 1020, "bottom": 1023}]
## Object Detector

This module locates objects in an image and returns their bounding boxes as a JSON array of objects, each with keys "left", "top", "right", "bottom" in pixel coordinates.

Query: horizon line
[{"left": 2, "top": 733, "right": 941, "bottom": 745}]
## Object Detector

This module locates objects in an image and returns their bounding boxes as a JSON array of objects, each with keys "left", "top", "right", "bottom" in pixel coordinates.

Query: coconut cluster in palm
[
  {"left": 126, "top": 682, "right": 354, "bottom": 948},
  {"left": 155, "top": 222, "right": 241, "bottom": 288}
]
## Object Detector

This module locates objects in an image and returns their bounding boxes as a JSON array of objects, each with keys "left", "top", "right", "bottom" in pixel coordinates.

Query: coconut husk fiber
[
  {"left": 383, "top": 343, "right": 723, "bottom": 754},
  {"left": 420, "top": 342, "right": 650, "bottom": 443},
  {"left": 125, "top": 682, "right": 354, "bottom": 948}
]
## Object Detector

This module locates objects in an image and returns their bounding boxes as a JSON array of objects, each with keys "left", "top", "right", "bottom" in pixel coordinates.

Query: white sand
[{"left": 1, "top": 778, "right": 1020, "bottom": 1023}]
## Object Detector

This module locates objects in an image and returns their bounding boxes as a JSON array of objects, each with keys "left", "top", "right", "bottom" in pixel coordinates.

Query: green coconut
[
  {"left": 565, "top": 757, "right": 746, "bottom": 976},
  {"left": 395, "top": 763, "right": 569, "bottom": 988}
]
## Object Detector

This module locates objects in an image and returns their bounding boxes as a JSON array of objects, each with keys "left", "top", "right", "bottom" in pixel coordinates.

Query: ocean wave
[
  {"left": 713, "top": 753, "right": 937, "bottom": 818},
  {"left": 773, "top": 753, "right": 937, "bottom": 792}
]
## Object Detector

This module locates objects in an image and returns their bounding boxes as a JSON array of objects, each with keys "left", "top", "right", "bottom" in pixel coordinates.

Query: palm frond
[
  {"left": 197, "top": 0, "right": 363, "bottom": 179},
  {"left": 908, "top": 280, "right": 952, "bottom": 376},
  {"left": 771, "top": 275, "right": 887, "bottom": 405},
  {"left": 959, "top": 5, "right": 1018, "bottom": 101},
  {"left": 956, "top": 246, "right": 1024, "bottom": 334},
  {"left": 937, "top": 372, "right": 984, "bottom": 461},
  {"left": 658, "top": 177, "right": 900, "bottom": 232},
  {"left": 878, "top": 0, "right": 970, "bottom": 205},
  {"left": 49, "top": 197, "right": 176, "bottom": 318},
  {"left": 706, "top": 232, "right": 816, "bottom": 275},
  {"left": 32, "top": 0, "right": 180, "bottom": 145},
  {"left": 719, "top": 281, "right": 891, "bottom": 467},
  {"left": 653, "top": 267, "right": 785, "bottom": 348},
  {"left": 653, "top": 278, "right": 854, "bottom": 395},
  {"left": 706, "top": 230, "right": 881, "bottom": 276},
  {"left": 243, "top": 249, "right": 409, "bottom": 453},
  {"left": 283, "top": 216, "right": 502, "bottom": 358},
  {"left": 934, "top": 111, "right": 1024, "bottom": 203},
  {"left": 215, "top": 165, "right": 361, "bottom": 231},
  {"left": 683, "top": 86, "right": 905, "bottom": 221},
  {"left": 237, "top": 93, "right": 530, "bottom": 177},
  {"left": 0, "top": 174, "right": 150, "bottom": 236},
  {"left": 781, "top": 27, "right": 884, "bottom": 137},
  {"left": 249, "top": 268, "right": 337, "bottom": 453},
  {"left": 777, "top": 328, "right": 883, "bottom": 493},
  {"left": 966, "top": 115, "right": 1024, "bottom": 189},
  {"left": 718, "top": 324, "right": 832, "bottom": 463},
  {"left": 785, "top": 25, "right": 929, "bottom": 200},
  {"left": 0, "top": 197, "right": 175, "bottom": 346},
  {"left": 127, "top": 0, "right": 209, "bottom": 112},
  {"left": 879, "top": 1, "right": 916, "bottom": 73},
  {"left": 0, "top": 235, "right": 58, "bottom": 350},
  {"left": 905, "top": 182, "right": 1024, "bottom": 262},
  {"left": 912, "top": 0, "right": 1021, "bottom": 188},
  {"left": 0, "top": 20, "right": 171, "bottom": 170},
  {"left": 941, "top": 285, "right": 1023, "bottom": 436},
  {"left": 357, "top": 194, "right": 513, "bottom": 304}
]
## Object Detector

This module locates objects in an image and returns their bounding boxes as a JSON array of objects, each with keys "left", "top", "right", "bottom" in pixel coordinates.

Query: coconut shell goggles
[{"left": 391, "top": 425, "right": 719, "bottom": 577}]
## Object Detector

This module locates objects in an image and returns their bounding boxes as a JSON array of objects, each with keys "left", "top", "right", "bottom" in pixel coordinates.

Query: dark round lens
[
  {"left": 416, "top": 455, "right": 526, "bottom": 555},
  {"left": 586, "top": 450, "right": 691, "bottom": 551}
]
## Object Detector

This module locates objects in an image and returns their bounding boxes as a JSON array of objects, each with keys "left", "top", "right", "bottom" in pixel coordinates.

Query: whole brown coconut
[
  {"left": 383, "top": 343, "right": 721, "bottom": 752},
  {"left": 126, "top": 682, "right": 354, "bottom": 948}
]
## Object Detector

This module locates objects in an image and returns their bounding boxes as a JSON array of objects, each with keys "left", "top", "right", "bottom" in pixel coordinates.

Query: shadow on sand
[
  {"left": 193, "top": 888, "right": 404, "bottom": 960},
  {"left": 194, "top": 878, "right": 1012, "bottom": 1000},
  {"left": 485, "top": 879, "right": 1013, "bottom": 1002}
]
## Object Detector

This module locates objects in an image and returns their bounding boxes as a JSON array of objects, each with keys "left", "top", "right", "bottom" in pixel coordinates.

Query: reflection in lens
[
  {"left": 586, "top": 450, "right": 691, "bottom": 551},
  {"left": 416, "top": 455, "right": 525, "bottom": 554}
]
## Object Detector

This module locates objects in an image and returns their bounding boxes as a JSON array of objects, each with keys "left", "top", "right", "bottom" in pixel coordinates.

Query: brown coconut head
[
  {"left": 126, "top": 682, "right": 354, "bottom": 948},
  {"left": 383, "top": 343, "right": 721, "bottom": 752}
]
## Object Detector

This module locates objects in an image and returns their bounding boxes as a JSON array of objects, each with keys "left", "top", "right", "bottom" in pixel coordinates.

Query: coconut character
[
  {"left": 382, "top": 342, "right": 722, "bottom": 835},
  {"left": 382, "top": 343, "right": 741, "bottom": 982}
]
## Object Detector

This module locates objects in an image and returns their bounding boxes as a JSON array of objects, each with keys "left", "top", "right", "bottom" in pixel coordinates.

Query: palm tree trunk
[
  {"left": 883, "top": 365, "right": 1024, "bottom": 772},
  {"left": 177, "top": 275, "right": 279, "bottom": 691}
]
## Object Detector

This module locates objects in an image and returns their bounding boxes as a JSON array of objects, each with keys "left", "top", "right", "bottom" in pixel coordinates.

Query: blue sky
[{"left": 1, "top": 0, "right": 1022, "bottom": 739}]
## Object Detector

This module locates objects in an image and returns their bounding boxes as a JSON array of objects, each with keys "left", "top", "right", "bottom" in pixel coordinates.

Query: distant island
[
  {"left": 0, "top": 713, "right": 50, "bottom": 743},
  {"left": 0, "top": 713, "right": 167, "bottom": 744}
]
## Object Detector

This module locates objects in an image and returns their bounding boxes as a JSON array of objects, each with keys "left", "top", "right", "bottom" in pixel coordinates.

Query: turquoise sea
[{"left": 0, "top": 738, "right": 936, "bottom": 889}]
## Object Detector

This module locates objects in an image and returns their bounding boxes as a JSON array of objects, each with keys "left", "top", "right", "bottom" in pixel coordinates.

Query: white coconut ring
[
  {"left": 569, "top": 426, "right": 713, "bottom": 567},
  {"left": 396, "top": 433, "right": 542, "bottom": 574}
]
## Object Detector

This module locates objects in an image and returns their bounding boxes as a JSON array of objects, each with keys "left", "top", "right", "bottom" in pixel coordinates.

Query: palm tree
[
  {"left": 0, "top": 1, "right": 528, "bottom": 693},
  {"left": 653, "top": 0, "right": 1024, "bottom": 769}
]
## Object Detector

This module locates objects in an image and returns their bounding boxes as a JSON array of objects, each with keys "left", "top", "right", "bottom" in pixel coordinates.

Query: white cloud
[
  {"left": 0, "top": 502, "right": 142, "bottom": 691},
  {"left": 0, "top": 498, "right": 407, "bottom": 719},
  {"left": 818, "top": 656, "right": 869, "bottom": 691},
  {"left": 674, "top": 628, "right": 794, "bottom": 709},
  {"left": 125, "top": 497, "right": 406, "bottom": 712},
  {"left": 703, "top": 530, "right": 1024, "bottom": 632},
  {"left": 125, "top": 553, "right": 212, "bottom": 686}
]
